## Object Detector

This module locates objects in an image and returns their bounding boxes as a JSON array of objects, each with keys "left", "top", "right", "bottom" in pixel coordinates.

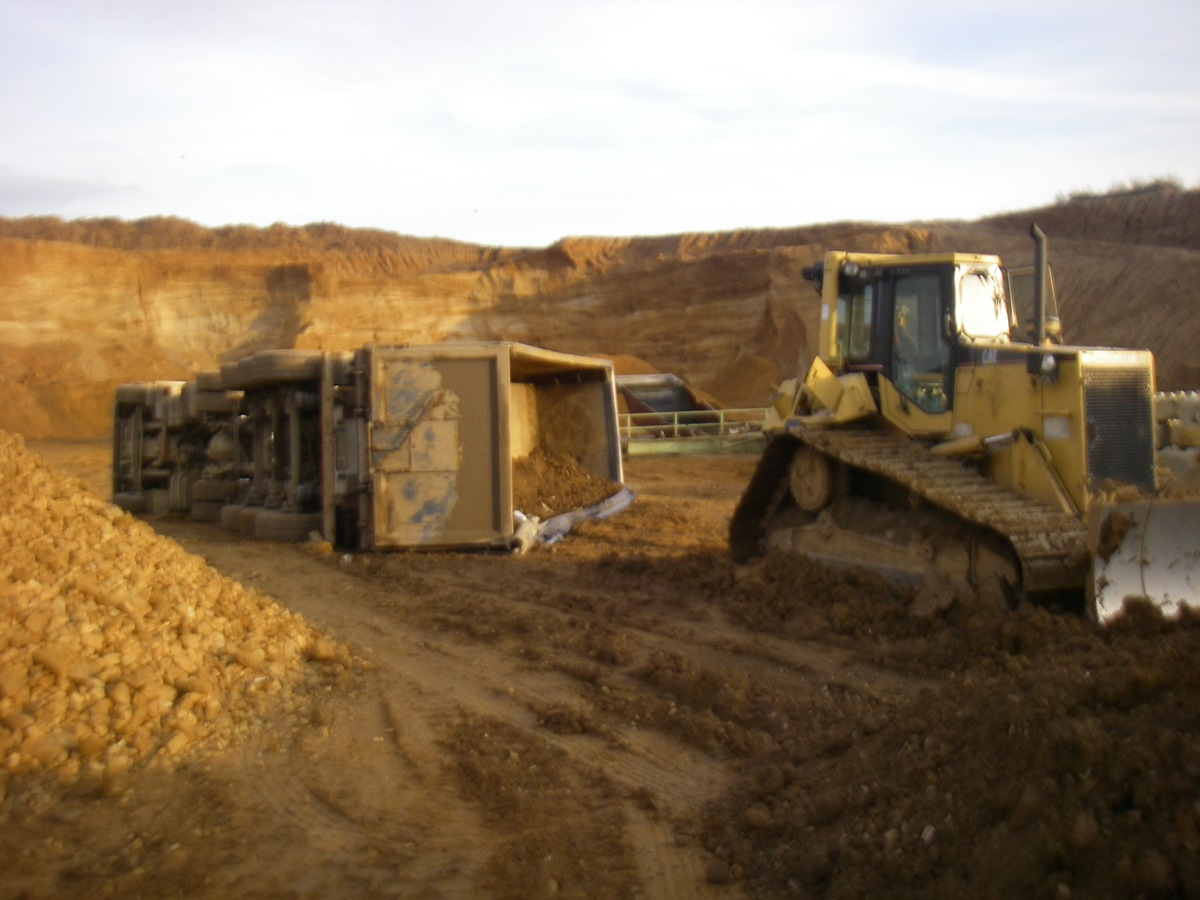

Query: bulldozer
[{"left": 729, "top": 226, "right": 1199, "bottom": 623}]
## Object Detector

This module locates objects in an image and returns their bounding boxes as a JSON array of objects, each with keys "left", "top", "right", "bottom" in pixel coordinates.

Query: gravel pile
[{"left": 0, "top": 430, "right": 347, "bottom": 789}]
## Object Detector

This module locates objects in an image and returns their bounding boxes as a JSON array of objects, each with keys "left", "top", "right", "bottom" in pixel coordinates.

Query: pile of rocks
[{"left": 0, "top": 430, "right": 346, "bottom": 788}]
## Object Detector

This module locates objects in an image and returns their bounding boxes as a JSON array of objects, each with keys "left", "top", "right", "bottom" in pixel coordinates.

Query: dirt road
[{"left": 7, "top": 444, "right": 1200, "bottom": 898}]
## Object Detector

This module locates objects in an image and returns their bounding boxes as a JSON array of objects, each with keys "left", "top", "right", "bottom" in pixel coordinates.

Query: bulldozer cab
[{"left": 809, "top": 252, "right": 1011, "bottom": 437}]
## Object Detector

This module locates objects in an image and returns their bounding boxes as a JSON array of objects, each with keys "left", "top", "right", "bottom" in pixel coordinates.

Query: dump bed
[{"left": 360, "top": 342, "right": 625, "bottom": 550}]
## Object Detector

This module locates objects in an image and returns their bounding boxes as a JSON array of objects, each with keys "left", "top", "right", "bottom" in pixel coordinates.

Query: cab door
[{"left": 881, "top": 270, "right": 955, "bottom": 436}]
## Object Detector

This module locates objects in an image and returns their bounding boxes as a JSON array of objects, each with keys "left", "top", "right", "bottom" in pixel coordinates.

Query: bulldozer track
[{"left": 798, "top": 427, "right": 1091, "bottom": 596}]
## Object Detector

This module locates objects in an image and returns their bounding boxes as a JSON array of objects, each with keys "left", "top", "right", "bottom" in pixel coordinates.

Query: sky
[{"left": 2, "top": 0, "right": 1198, "bottom": 247}]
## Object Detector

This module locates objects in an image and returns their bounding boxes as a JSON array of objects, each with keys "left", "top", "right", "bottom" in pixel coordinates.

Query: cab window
[
  {"left": 891, "top": 273, "right": 950, "bottom": 413},
  {"left": 1006, "top": 265, "right": 1061, "bottom": 344},
  {"left": 958, "top": 268, "right": 1010, "bottom": 341},
  {"left": 835, "top": 282, "right": 874, "bottom": 362}
]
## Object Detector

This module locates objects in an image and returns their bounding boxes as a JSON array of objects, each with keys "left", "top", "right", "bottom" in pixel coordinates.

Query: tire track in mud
[
  {"left": 166, "top": 526, "right": 739, "bottom": 897},
  {"left": 354, "top": 615, "right": 737, "bottom": 899},
  {"left": 398, "top": 544, "right": 928, "bottom": 695},
  {"left": 388, "top": 555, "right": 929, "bottom": 737},
  {"left": 183, "top": 530, "right": 737, "bottom": 805},
  {"left": 625, "top": 805, "right": 713, "bottom": 900},
  {"left": 358, "top": 633, "right": 712, "bottom": 897},
  {"left": 162, "top": 513, "right": 927, "bottom": 899},
  {"left": 151, "top": 439, "right": 922, "bottom": 900},
  {"left": 226, "top": 667, "right": 493, "bottom": 896},
  {"left": 388, "top": 623, "right": 730, "bottom": 801}
]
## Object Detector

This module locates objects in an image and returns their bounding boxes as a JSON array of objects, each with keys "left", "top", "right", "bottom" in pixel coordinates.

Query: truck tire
[
  {"left": 191, "top": 479, "right": 234, "bottom": 502},
  {"left": 113, "top": 491, "right": 148, "bottom": 513},
  {"left": 225, "top": 351, "right": 324, "bottom": 390},
  {"left": 220, "top": 504, "right": 246, "bottom": 531},
  {"left": 194, "top": 390, "right": 237, "bottom": 415},
  {"left": 114, "top": 384, "right": 156, "bottom": 407},
  {"left": 219, "top": 361, "right": 243, "bottom": 388},
  {"left": 238, "top": 506, "right": 260, "bottom": 536},
  {"left": 254, "top": 509, "right": 323, "bottom": 542},
  {"left": 195, "top": 370, "right": 225, "bottom": 392},
  {"left": 190, "top": 500, "right": 224, "bottom": 522}
]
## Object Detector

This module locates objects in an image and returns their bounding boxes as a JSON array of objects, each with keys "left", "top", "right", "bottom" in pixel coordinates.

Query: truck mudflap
[
  {"left": 1090, "top": 498, "right": 1200, "bottom": 624},
  {"left": 508, "top": 486, "right": 636, "bottom": 553}
]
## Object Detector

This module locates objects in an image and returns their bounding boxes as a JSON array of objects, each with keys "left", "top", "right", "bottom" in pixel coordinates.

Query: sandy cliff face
[
  {"left": 2, "top": 189, "right": 1198, "bottom": 438},
  {"left": 0, "top": 243, "right": 309, "bottom": 436}
]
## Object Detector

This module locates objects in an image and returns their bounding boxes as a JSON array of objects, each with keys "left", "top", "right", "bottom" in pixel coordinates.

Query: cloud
[
  {"left": 1, "top": 0, "right": 1197, "bottom": 244},
  {"left": 0, "top": 167, "right": 137, "bottom": 213}
]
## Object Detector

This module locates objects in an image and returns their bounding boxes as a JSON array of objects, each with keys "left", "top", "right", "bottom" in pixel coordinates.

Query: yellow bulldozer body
[{"left": 745, "top": 236, "right": 1199, "bottom": 623}]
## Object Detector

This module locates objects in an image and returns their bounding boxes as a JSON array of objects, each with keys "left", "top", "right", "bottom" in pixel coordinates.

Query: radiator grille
[{"left": 1082, "top": 363, "right": 1155, "bottom": 489}]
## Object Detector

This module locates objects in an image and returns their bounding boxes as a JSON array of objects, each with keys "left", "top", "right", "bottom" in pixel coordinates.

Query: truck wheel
[
  {"left": 113, "top": 492, "right": 148, "bottom": 513},
  {"left": 225, "top": 351, "right": 324, "bottom": 389},
  {"left": 114, "top": 384, "right": 156, "bottom": 407},
  {"left": 220, "top": 504, "right": 246, "bottom": 531},
  {"left": 190, "top": 500, "right": 224, "bottom": 522},
  {"left": 191, "top": 479, "right": 233, "bottom": 502},
  {"left": 254, "top": 509, "right": 323, "bottom": 542},
  {"left": 238, "top": 506, "right": 260, "bottom": 535},
  {"left": 219, "top": 361, "right": 243, "bottom": 388},
  {"left": 195, "top": 370, "right": 225, "bottom": 392},
  {"left": 194, "top": 390, "right": 237, "bottom": 415}
]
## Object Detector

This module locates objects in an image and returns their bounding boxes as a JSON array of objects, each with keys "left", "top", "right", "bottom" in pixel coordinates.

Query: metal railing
[{"left": 619, "top": 408, "right": 768, "bottom": 454}]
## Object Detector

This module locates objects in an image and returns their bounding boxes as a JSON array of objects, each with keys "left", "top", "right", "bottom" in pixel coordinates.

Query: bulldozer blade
[{"left": 1090, "top": 499, "right": 1200, "bottom": 625}]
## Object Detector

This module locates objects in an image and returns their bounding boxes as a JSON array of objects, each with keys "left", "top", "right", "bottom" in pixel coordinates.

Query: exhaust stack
[{"left": 1031, "top": 223, "right": 1047, "bottom": 347}]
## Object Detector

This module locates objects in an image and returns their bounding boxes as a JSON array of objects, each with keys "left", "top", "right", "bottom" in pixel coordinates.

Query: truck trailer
[{"left": 113, "top": 342, "right": 631, "bottom": 552}]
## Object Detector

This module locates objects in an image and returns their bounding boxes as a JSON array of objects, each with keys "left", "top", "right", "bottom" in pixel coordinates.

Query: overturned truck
[{"left": 113, "top": 342, "right": 631, "bottom": 552}]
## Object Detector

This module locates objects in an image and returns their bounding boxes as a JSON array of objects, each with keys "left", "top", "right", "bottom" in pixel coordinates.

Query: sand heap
[
  {"left": 0, "top": 431, "right": 347, "bottom": 788},
  {"left": 512, "top": 448, "right": 622, "bottom": 518}
]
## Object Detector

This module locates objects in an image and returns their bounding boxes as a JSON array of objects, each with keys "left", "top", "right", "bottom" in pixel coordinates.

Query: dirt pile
[
  {"left": 512, "top": 447, "right": 622, "bottom": 517},
  {"left": 705, "top": 553, "right": 1200, "bottom": 898},
  {"left": 0, "top": 431, "right": 349, "bottom": 794}
]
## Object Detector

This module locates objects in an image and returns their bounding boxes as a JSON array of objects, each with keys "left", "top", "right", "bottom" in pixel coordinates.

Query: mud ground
[{"left": 7, "top": 441, "right": 1200, "bottom": 899}]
